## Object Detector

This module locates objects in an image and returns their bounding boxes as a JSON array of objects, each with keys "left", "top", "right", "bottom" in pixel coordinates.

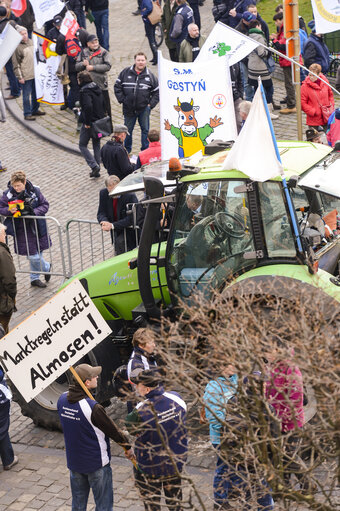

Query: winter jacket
[
  {"left": 303, "top": 34, "right": 330, "bottom": 74},
  {"left": 0, "top": 242, "right": 17, "bottom": 315},
  {"left": 75, "top": 46, "right": 111, "bottom": 90},
  {"left": 12, "top": 39, "right": 34, "bottom": 81},
  {"left": 114, "top": 65, "right": 159, "bottom": 116},
  {"left": 125, "top": 385, "right": 188, "bottom": 477},
  {"left": 58, "top": 383, "right": 129, "bottom": 473},
  {"left": 127, "top": 346, "right": 158, "bottom": 380},
  {"left": 85, "top": 0, "right": 108, "bottom": 12},
  {"left": 230, "top": 63, "right": 243, "bottom": 101},
  {"left": 79, "top": 81, "right": 106, "bottom": 125},
  {"left": 178, "top": 34, "right": 206, "bottom": 62},
  {"left": 0, "top": 180, "right": 50, "bottom": 256},
  {"left": 19, "top": 0, "right": 35, "bottom": 32},
  {"left": 161, "top": 0, "right": 177, "bottom": 51},
  {"left": 100, "top": 139, "right": 135, "bottom": 180},
  {"left": 327, "top": 117, "right": 340, "bottom": 147},
  {"left": 141, "top": 0, "right": 153, "bottom": 19},
  {"left": 218, "top": 0, "right": 247, "bottom": 28},
  {"left": 0, "top": 369, "right": 12, "bottom": 442},
  {"left": 265, "top": 360, "right": 305, "bottom": 433},
  {"left": 336, "top": 65, "right": 340, "bottom": 92},
  {"left": 272, "top": 25, "right": 290, "bottom": 68},
  {"left": 248, "top": 29, "right": 271, "bottom": 82},
  {"left": 136, "top": 141, "right": 161, "bottom": 168},
  {"left": 203, "top": 375, "right": 238, "bottom": 445},
  {"left": 169, "top": 3, "right": 193, "bottom": 45},
  {"left": 301, "top": 74, "right": 334, "bottom": 127}
]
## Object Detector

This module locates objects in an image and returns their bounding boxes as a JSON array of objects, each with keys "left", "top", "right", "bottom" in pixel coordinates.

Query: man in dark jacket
[
  {"left": 78, "top": 70, "right": 106, "bottom": 178},
  {"left": 101, "top": 124, "right": 135, "bottom": 180},
  {"left": 0, "top": 224, "right": 16, "bottom": 333},
  {"left": 85, "top": 0, "right": 109, "bottom": 49},
  {"left": 114, "top": 52, "right": 159, "bottom": 154},
  {"left": 247, "top": 3, "right": 269, "bottom": 43},
  {"left": 126, "top": 369, "right": 188, "bottom": 511},
  {"left": 304, "top": 20, "right": 330, "bottom": 75},
  {"left": 0, "top": 346, "right": 18, "bottom": 470},
  {"left": 169, "top": 0, "right": 193, "bottom": 57},
  {"left": 46, "top": 14, "right": 62, "bottom": 42},
  {"left": 58, "top": 364, "right": 133, "bottom": 511},
  {"left": 161, "top": 0, "right": 178, "bottom": 61},
  {"left": 230, "top": 63, "right": 244, "bottom": 133},
  {"left": 97, "top": 175, "right": 138, "bottom": 254}
]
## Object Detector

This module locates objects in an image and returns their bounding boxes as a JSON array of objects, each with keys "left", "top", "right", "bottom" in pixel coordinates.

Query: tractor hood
[{"left": 299, "top": 154, "right": 340, "bottom": 199}]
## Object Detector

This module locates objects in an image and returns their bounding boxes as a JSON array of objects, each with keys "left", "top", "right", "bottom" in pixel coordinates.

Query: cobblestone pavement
[{"left": 1, "top": 0, "right": 340, "bottom": 508}]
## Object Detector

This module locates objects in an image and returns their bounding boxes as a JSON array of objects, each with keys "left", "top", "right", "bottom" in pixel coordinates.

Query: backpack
[
  {"left": 65, "top": 36, "right": 82, "bottom": 60},
  {"left": 299, "top": 28, "right": 308, "bottom": 56}
]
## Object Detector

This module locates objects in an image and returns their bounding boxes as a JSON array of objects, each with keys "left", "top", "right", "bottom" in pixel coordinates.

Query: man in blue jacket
[
  {"left": 169, "top": 0, "right": 194, "bottom": 58},
  {"left": 126, "top": 369, "right": 188, "bottom": 511},
  {"left": 303, "top": 20, "right": 330, "bottom": 75},
  {"left": 58, "top": 363, "right": 133, "bottom": 511}
]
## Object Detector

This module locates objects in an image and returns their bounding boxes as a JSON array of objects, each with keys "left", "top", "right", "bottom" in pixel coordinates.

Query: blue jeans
[
  {"left": 92, "top": 9, "right": 109, "bottom": 50},
  {"left": 124, "top": 106, "right": 150, "bottom": 154},
  {"left": 214, "top": 456, "right": 274, "bottom": 510},
  {"left": 22, "top": 79, "right": 39, "bottom": 117},
  {"left": 28, "top": 252, "right": 50, "bottom": 282},
  {"left": 70, "top": 464, "right": 113, "bottom": 511},
  {"left": 5, "top": 59, "right": 20, "bottom": 97}
]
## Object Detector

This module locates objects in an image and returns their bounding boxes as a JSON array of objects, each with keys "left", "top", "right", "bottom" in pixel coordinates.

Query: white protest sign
[
  {"left": 60, "top": 10, "right": 79, "bottom": 37},
  {"left": 30, "top": 0, "right": 64, "bottom": 29},
  {"left": 33, "top": 32, "right": 64, "bottom": 105},
  {"left": 0, "top": 279, "right": 111, "bottom": 403},
  {"left": 159, "top": 52, "right": 237, "bottom": 160},
  {"left": 0, "top": 23, "right": 23, "bottom": 70},
  {"left": 312, "top": 0, "right": 340, "bottom": 34},
  {"left": 196, "top": 21, "right": 259, "bottom": 65}
]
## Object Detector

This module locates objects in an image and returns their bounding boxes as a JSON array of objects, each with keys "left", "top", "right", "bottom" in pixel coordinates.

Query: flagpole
[{"left": 259, "top": 80, "right": 303, "bottom": 254}]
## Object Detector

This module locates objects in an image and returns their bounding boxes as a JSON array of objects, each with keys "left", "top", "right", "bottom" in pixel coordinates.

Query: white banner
[
  {"left": 0, "top": 23, "right": 23, "bottom": 70},
  {"left": 159, "top": 52, "right": 237, "bottom": 160},
  {"left": 0, "top": 279, "right": 111, "bottom": 403},
  {"left": 312, "top": 0, "right": 340, "bottom": 34},
  {"left": 196, "top": 21, "right": 259, "bottom": 66},
  {"left": 60, "top": 10, "right": 79, "bottom": 37},
  {"left": 30, "top": 0, "right": 64, "bottom": 28},
  {"left": 33, "top": 32, "right": 64, "bottom": 105},
  {"left": 223, "top": 84, "right": 284, "bottom": 181}
]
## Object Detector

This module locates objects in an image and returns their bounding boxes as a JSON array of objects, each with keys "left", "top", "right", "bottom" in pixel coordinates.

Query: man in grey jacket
[{"left": 75, "top": 34, "right": 112, "bottom": 118}]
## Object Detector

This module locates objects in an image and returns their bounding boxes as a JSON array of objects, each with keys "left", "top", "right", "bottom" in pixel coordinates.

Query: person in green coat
[
  {"left": 161, "top": 0, "right": 178, "bottom": 61},
  {"left": 179, "top": 23, "right": 206, "bottom": 62}
]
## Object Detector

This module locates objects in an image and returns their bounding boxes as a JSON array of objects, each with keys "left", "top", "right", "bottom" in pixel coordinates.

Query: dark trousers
[
  {"left": 168, "top": 47, "right": 178, "bottom": 62},
  {"left": 0, "top": 313, "right": 12, "bottom": 334},
  {"left": 134, "top": 469, "right": 182, "bottom": 511},
  {"left": 249, "top": 78, "right": 274, "bottom": 105},
  {"left": 144, "top": 20, "right": 157, "bottom": 63},
  {"left": 21, "top": 79, "right": 39, "bottom": 117},
  {"left": 282, "top": 66, "right": 296, "bottom": 108},
  {"left": 67, "top": 72, "right": 80, "bottom": 109},
  {"left": 189, "top": 3, "right": 201, "bottom": 29},
  {"left": 0, "top": 402, "right": 14, "bottom": 468},
  {"left": 79, "top": 125, "right": 101, "bottom": 170},
  {"left": 102, "top": 89, "right": 112, "bottom": 120},
  {"left": 124, "top": 106, "right": 150, "bottom": 154},
  {"left": 5, "top": 59, "right": 20, "bottom": 97}
]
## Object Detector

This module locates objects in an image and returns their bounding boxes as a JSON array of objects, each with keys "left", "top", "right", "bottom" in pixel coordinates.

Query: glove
[{"left": 21, "top": 200, "right": 34, "bottom": 216}]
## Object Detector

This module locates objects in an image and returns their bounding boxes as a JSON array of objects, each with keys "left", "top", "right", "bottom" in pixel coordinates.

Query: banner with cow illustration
[
  {"left": 159, "top": 52, "right": 237, "bottom": 160},
  {"left": 33, "top": 32, "right": 64, "bottom": 105}
]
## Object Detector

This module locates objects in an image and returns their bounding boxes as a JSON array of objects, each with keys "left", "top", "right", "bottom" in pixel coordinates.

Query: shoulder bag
[
  {"left": 313, "top": 92, "right": 334, "bottom": 124},
  {"left": 148, "top": 1, "right": 162, "bottom": 25},
  {"left": 91, "top": 116, "right": 112, "bottom": 139}
]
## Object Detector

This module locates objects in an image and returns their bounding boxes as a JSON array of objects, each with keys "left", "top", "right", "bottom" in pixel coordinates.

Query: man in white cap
[{"left": 58, "top": 363, "right": 134, "bottom": 511}]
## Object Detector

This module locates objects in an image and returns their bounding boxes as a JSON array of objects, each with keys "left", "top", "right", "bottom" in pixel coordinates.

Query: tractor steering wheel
[{"left": 214, "top": 212, "right": 246, "bottom": 239}]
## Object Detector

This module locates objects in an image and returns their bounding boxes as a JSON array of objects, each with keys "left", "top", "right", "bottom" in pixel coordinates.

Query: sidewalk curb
[{"left": 1, "top": 74, "right": 81, "bottom": 156}]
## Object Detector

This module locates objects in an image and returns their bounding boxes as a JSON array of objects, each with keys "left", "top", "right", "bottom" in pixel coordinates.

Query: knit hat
[
  {"left": 74, "top": 364, "right": 102, "bottom": 382},
  {"left": 243, "top": 11, "right": 256, "bottom": 22},
  {"left": 87, "top": 34, "right": 98, "bottom": 43},
  {"left": 308, "top": 20, "right": 316, "bottom": 32},
  {"left": 306, "top": 128, "right": 319, "bottom": 141}
]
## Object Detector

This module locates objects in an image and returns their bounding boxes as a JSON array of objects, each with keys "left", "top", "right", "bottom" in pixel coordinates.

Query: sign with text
[
  {"left": 33, "top": 32, "right": 64, "bottom": 105},
  {"left": 0, "top": 23, "right": 23, "bottom": 70},
  {"left": 0, "top": 279, "right": 111, "bottom": 403}
]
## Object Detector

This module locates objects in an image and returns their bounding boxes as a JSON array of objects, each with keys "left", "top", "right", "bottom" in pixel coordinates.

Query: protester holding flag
[
  {"left": 247, "top": 20, "right": 278, "bottom": 120},
  {"left": 301, "top": 63, "right": 334, "bottom": 131},
  {"left": 12, "top": 26, "right": 45, "bottom": 121}
]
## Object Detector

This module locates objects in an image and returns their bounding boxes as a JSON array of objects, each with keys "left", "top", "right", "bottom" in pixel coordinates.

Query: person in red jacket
[
  {"left": 327, "top": 108, "right": 340, "bottom": 147},
  {"left": 301, "top": 63, "right": 334, "bottom": 130},
  {"left": 270, "top": 12, "right": 296, "bottom": 114},
  {"left": 135, "top": 129, "right": 161, "bottom": 169}
]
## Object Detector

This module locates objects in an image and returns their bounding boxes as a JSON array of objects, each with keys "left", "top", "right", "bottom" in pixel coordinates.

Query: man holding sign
[{"left": 58, "top": 363, "right": 134, "bottom": 511}]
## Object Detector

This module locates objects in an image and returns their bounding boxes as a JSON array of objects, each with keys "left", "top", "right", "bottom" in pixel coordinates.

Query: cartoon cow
[{"left": 164, "top": 98, "right": 223, "bottom": 158}]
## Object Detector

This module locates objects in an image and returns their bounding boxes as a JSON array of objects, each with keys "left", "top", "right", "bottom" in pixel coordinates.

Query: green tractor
[{"left": 14, "top": 140, "right": 340, "bottom": 429}]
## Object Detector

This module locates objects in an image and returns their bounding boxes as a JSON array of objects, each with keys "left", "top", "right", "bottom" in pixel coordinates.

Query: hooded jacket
[
  {"left": 114, "top": 65, "right": 159, "bottom": 116},
  {"left": 79, "top": 82, "right": 106, "bottom": 125},
  {"left": 58, "top": 383, "right": 130, "bottom": 473},
  {"left": 301, "top": 74, "right": 334, "bottom": 126},
  {"left": 75, "top": 46, "right": 111, "bottom": 90},
  {"left": 248, "top": 28, "right": 271, "bottom": 82},
  {"left": 126, "top": 385, "right": 188, "bottom": 477}
]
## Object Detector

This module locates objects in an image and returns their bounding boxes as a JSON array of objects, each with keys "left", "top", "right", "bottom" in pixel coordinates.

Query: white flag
[
  {"left": 30, "top": 0, "right": 64, "bottom": 29},
  {"left": 223, "top": 84, "right": 284, "bottom": 181},
  {"left": 196, "top": 21, "right": 260, "bottom": 65},
  {"left": 311, "top": 0, "right": 340, "bottom": 34},
  {"left": 33, "top": 33, "right": 64, "bottom": 105},
  {"left": 159, "top": 52, "right": 237, "bottom": 160},
  {"left": 0, "top": 23, "right": 23, "bottom": 69},
  {"left": 60, "top": 10, "right": 79, "bottom": 37}
]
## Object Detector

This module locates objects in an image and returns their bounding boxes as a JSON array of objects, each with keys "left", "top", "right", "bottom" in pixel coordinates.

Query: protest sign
[
  {"left": 196, "top": 21, "right": 259, "bottom": 65},
  {"left": 60, "top": 10, "right": 79, "bottom": 37},
  {"left": 0, "top": 279, "right": 111, "bottom": 403},
  {"left": 311, "top": 0, "right": 340, "bottom": 34},
  {"left": 33, "top": 32, "right": 64, "bottom": 105},
  {"left": 0, "top": 23, "right": 23, "bottom": 70},
  {"left": 30, "top": 0, "right": 64, "bottom": 29},
  {"left": 159, "top": 51, "right": 237, "bottom": 160}
]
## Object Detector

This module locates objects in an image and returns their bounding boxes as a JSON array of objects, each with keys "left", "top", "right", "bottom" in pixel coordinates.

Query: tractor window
[
  {"left": 258, "top": 182, "right": 296, "bottom": 258},
  {"left": 167, "top": 180, "right": 256, "bottom": 298}
]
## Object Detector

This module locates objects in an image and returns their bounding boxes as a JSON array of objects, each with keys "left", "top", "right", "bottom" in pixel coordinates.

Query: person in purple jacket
[{"left": 0, "top": 170, "right": 51, "bottom": 288}]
